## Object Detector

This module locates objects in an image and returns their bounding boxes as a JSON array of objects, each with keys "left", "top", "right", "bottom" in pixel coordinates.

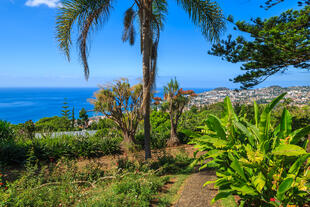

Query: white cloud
[{"left": 25, "top": 0, "right": 62, "bottom": 8}]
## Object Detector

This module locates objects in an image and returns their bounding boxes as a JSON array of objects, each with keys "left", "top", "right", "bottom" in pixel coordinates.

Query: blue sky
[{"left": 0, "top": 0, "right": 309, "bottom": 88}]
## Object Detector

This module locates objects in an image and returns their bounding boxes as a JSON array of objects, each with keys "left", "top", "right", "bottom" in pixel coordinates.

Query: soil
[{"left": 173, "top": 169, "right": 221, "bottom": 207}]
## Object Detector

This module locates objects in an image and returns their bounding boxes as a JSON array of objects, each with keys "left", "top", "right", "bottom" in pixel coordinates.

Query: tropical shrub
[
  {"left": 192, "top": 94, "right": 310, "bottom": 206},
  {"left": 92, "top": 79, "right": 143, "bottom": 145}
]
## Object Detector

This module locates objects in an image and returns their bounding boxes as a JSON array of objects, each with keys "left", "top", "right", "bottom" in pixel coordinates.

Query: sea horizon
[{"left": 0, "top": 87, "right": 212, "bottom": 124}]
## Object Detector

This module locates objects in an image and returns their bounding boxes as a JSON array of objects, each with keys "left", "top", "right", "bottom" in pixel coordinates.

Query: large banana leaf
[
  {"left": 259, "top": 93, "right": 286, "bottom": 141},
  {"left": 224, "top": 96, "right": 238, "bottom": 122},
  {"left": 230, "top": 185, "right": 258, "bottom": 196},
  {"left": 279, "top": 109, "right": 292, "bottom": 139},
  {"left": 211, "top": 191, "right": 233, "bottom": 203},
  {"left": 206, "top": 115, "right": 226, "bottom": 139},
  {"left": 230, "top": 159, "right": 247, "bottom": 181},
  {"left": 233, "top": 120, "right": 255, "bottom": 146},
  {"left": 289, "top": 125, "right": 310, "bottom": 145},
  {"left": 196, "top": 136, "right": 228, "bottom": 148},
  {"left": 254, "top": 100, "right": 259, "bottom": 127}
]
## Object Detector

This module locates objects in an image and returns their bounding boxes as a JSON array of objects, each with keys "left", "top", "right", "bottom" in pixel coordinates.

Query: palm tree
[{"left": 56, "top": 0, "right": 225, "bottom": 159}]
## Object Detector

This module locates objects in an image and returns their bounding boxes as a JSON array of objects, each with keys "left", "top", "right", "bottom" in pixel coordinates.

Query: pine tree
[
  {"left": 209, "top": 6, "right": 310, "bottom": 89},
  {"left": 61, "top": 99, "right": 70, "bottom": 119},
  {"left": 61, "top": 98, "right": 71, "bottom": 130},
  {"left": 71, "top": 107, "right": 75, "bottom": 129}
]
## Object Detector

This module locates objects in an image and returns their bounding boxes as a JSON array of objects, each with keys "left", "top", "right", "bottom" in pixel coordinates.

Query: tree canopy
[
  {"left": 161, "top": 78, "right": 196, "bottom": 146},
  {"left": 56, "top": 0, "right": 225, "bottom": 159},
  {"left": 92, "top": 79, "right": 143, "bottom": 146},
  {"left": 209, "top": 6, "right": 310, "bottom": 89},
  {"left": 263, "top": 0, "right": 310, "bottom": 9}
]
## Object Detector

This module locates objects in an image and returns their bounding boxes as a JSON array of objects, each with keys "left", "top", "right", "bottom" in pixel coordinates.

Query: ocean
[{"left": 0, "top": 88, "right": 211, "bottom": 124}]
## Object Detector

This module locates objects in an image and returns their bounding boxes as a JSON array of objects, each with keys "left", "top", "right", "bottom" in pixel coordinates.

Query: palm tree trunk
[{"left": 142, "top": 3, "right": 152, "bottom": 159}]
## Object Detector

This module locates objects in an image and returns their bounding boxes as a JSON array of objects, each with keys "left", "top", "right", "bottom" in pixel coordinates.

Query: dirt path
[{"left": 174, "top": 169, "right": 221, "bottom": 207}]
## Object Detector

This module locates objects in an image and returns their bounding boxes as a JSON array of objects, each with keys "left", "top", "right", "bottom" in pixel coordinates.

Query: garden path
[{"left": 174, "top": 169, "right": 221, "bottom": 207}]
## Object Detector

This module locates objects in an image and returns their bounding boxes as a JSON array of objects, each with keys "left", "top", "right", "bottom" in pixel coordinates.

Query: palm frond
[
  {"left": 122, "top": 7, "right": 137, "bottom": 45},
  {"left": 153, "top": 0, "right": 168, "bottom": 31},
  {"left": 176, "top": 0, "right": 225, "bottom": 42},
  {"left": 149, "top": 0, "right": 168, "bottom": 91},
  {"left": 56, "top": 0, "right": 113, "bottom": 80}
]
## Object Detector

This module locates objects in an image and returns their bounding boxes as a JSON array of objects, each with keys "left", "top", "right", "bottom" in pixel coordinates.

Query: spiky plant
[{"left": 56, "top": 0, "right": 225, "bottom": 159}]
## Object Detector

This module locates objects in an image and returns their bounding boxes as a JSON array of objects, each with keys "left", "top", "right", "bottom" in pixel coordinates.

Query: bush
[
  {"left": 0, "top": 142, "right": 28, "bottom": 165},
  {"left": 0, "top": 135, "right": 121, "bottom": 165},
  {"left": 95, "top": 128, "right": 122, "bottom": 139},
  {"left": 135, "top": 129, "right": 170, "bottom": 150},
  {"left": 0, "top": 120, "right": 14, "bottom": 144},
  {"left": 0, "top": 160, "right": 105, "bottom": 207},
  {"left": 135, "top": 111, "right": 171, "bottom": 149},
  {"left": 35, "top": 116, "right": 71, "bottom": 132},
  {"left": 31, "top": 135, "right": 122, "bottom": 161},
  {"left": 78, "top": 173, "right": 168, "bottom": 207},
  {"left": 192, "top": 94, "right": 310, "bottom": 206}
]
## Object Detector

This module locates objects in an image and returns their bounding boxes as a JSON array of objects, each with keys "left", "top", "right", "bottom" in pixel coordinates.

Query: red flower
[
  {"left": 153, "top": 97, "right": 162, "bottom": 101},
  {"left": 270, "top": 198, "right": 276, "bottom": 202},
  {"left": 4, "top": 187, "right": 8, "bottom": 190},
  {"left": 0, "top": 183, "right": 3, "bottom": 186}
]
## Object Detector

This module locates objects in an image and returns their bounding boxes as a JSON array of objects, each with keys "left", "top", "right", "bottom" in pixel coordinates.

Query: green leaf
[
  {"left": 288, "top": 154, "right": 310, "bottom": 174},
  {"left": 224, "top": 96, "right": 238, "bottom": 122},
  {"left": 252, "top": 172, "right": 265, "bottom": 193},
  {"left": 254, "top": 100, "right": 259, "bottom": 127},
  {"left": 180, "top": 129, "right": 200, "bottom": 138},
  {"left": 215, "top": 177, "right": 230, "bottom": 187},
  {"left": 273, "top": 144, "right": 307, "bottom": 156},
  {"left": 205, "top": 149, "right": 224, "bottom": 158},
  {"left": 206, "top": 115, "right": 226, "bottom": 139},
  {"left": 234, "top": 120, "right": 255, "bottom": 146},
  {"left": 290, "top": 126, "right": 310, "bottom": 145},
  {"left": 279, "top": 109, "right": 292, "bottom": 139},
  {"left": 230, "top": 185, "right": 258, "bottom": 196},
  {"left": 269, "top": 93, "right": 287, "bottom": 111},
  {"left": 230, "top": 160, "right": 246, "bottom": 180},
  {"left": 211, "top": 191, "right": 232, "bottom": 203},
  {"left": 203, "top": 180, "right": 216, "bottom": 187},
  {"left": 277, "top": 178, "right": 293, "bottom": 195},
  {"left": 199, "top": 136, "right": 228, "bottom": 148},
  {"left": 259, "top": 93, "right": 286, "bottom": 140}
]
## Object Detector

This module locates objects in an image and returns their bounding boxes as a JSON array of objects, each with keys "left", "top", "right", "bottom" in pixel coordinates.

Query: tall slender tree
[
  {"left": 163, "top": 78, "right": 196, "bottom": 146},
  {"left": 71, "top": 106, "right": 75, "bottom": 129},
  {"left": 61, "top": 98, "right": 70, "bottom": 118},
  {"left": 56, "top": 0, "right": 225, "bottom": 159}
]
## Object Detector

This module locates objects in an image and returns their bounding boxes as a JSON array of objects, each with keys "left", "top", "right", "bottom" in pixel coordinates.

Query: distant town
[{"left": 189, "top": 86, "right": 310, "bottom": 107}]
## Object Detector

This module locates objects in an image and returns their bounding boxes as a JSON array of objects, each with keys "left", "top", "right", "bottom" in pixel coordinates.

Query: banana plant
[{"left": 192, "top": 93, "right": 310, "bottom": 206}]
